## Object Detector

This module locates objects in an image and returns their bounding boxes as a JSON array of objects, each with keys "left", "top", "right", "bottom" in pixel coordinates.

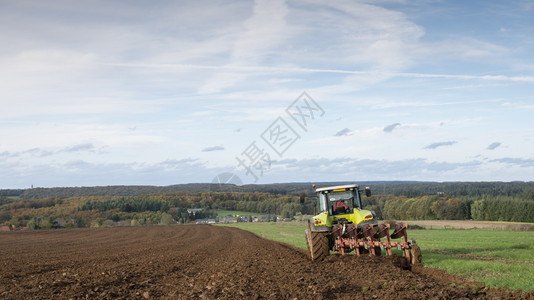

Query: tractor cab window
[
  {"left": 328, "top": 190, "right": 355, "bottom": 215},
  {"left": 318, "top": 193, "right": 328, "bottom": 212}
]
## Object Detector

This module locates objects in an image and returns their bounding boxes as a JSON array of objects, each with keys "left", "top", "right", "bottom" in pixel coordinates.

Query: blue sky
[{"left": 1, "top": 0, "right": 533, "bottom": 188}]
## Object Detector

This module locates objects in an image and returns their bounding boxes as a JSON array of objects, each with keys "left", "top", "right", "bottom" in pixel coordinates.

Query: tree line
[
  {"left": 0, "top": 192, "right": 310, "bottom": 230},
  {"left": 364, "top": 192, "right": 534, "bottom": 222},
  {"left": 2, "top": 184, "right": 534, "bottom": 230},
  {"left": 7, "top": 181, "right": 534, "bottom": 199}
]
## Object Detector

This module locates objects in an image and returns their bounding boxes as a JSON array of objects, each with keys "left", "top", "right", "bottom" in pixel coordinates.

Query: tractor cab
[
  {"left": 317, "top": 186, "right": 359, "bottom": 216},
  {"left": 315, "top": 184, "right": 369, "bottom": 217}
]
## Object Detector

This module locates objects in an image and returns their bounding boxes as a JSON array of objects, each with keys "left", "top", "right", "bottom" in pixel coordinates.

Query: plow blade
[
  {"left": 390, "top": 223, "right": 408, "bottom": 239},
  {"left": 331, "top": 222, "right": 422, "bottom": 267},
  {"left": 373, "top": 224, "right": 389, "bottom": 239}
]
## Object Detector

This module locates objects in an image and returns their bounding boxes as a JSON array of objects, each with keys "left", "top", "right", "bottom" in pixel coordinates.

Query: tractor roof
[{"left": 315, "top": 184, "right": 358, "bottom": 192}]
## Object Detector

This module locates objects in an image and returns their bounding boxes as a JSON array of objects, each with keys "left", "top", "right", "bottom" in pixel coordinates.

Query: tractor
[{"left": 305, "top": 184, "right": 422, "bottom": 266}]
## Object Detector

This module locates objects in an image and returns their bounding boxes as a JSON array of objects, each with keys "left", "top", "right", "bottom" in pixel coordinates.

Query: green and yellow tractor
[{"left": 305, "top": 184, "right": 422, "bottom": 266}]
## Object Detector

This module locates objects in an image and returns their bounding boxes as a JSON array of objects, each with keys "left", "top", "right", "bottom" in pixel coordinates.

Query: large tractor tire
[{"left": 305, "top": 223, "right": 329, "bottom": 261}]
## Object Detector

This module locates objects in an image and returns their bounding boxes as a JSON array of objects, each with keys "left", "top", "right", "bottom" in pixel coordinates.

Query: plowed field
[{"left": 0, "top": 225, "right": 531, "bottom": 299}]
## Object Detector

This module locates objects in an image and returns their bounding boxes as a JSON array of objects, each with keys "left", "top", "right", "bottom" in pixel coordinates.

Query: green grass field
[{"left": 219, "top": 222, "right": 534, "bottom": 291}]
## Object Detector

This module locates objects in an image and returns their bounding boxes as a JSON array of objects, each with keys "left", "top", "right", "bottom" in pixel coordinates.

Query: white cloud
[
  {"left": 202, "top": 146, "right": 225, "bottom": 152},
  {"left": 486, "top": 142, "right": 501, "bottom": 150},
  {"left": 397, "top": 72, "right": 534, "bottom": 83},
  {"left": 0, "top": 49, "right": 99, "bottom": 108},
  {"left": 199, "top": 0, "right": 291, "bottom": 93},
  {"left": 264, "top": 157, "right": 486, "bottom": 182},
  {"left": 0, "top": 1, "right": 532, "bottom": 187},
  {"left": 423, "top": 141, "right": 457, "bottom": 150},
  {"left": 334, "top": 128, "right": 351, "bottom": 136},
  {"left": 0, "top": 158, "right": 229, "bottom": 188},
  {"left": 489, "top": 157, "right": 534, "bottom": 168},
  {"left": 383, "top": 123, "right": 401, "bottom": 132},
  {"left": 3, "top": 49, "right": 96, "bottom": 74},
  {"left": 420, "top": 38, "right": 508, "bottom": 61},
  {"left": 0, "top": 122, "right": 166, "bottom": 152}
]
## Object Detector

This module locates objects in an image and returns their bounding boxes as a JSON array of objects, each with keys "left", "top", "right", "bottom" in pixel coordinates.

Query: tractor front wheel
[{"left": 306, "top": 223, "right": 329, "bottom": 261}]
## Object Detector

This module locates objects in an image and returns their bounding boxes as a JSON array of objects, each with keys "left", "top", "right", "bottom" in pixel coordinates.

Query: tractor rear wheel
[{"left": 306, "top": 223, "right": 329, "bottom": 261}]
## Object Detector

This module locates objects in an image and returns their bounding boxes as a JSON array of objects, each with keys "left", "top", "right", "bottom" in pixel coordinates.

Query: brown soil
[{"left": 0, "top": 225, "right": 532, "bottom": 299}]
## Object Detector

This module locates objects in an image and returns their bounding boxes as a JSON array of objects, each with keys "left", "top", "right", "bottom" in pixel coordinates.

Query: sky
[{"left": 1, "top": 0, "right": 533, "bottom": 188}]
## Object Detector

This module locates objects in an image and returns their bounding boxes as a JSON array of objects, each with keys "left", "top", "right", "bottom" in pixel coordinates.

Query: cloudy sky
[{"left": 1, "top": 0, "right": 533, "bottom": 188}]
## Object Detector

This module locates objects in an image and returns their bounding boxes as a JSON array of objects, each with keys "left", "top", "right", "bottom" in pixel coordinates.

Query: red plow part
[{"left": 331, "top": 223, "right": 421, "bottom": 266}]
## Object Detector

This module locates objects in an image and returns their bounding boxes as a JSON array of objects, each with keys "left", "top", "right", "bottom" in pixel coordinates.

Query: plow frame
[{"left": 331, "top": 223, "right": 418, "bottom": 263}]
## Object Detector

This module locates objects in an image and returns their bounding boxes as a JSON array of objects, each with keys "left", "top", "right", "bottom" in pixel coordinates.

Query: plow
[{"left": 305, "top": 184, "right": 422, "bottom": 267}]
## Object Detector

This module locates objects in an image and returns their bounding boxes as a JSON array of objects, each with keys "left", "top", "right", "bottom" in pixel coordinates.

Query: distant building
[
  {"left": 261, "top": 215, "right": 276, "bottom": 222},
  {"left": 220, "top": 217, "right": 238, "bottom": 223},
  {"left": 195, "top": 219, "right": 216, "bottom": 224},
  {"left": 260, "top": 215, "right": 280, "bottom": 222}
]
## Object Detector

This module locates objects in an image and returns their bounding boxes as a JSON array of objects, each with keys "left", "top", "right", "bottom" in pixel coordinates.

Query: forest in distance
[{"left": 1, "top": 181, "right": 533, "bottom": 230}]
